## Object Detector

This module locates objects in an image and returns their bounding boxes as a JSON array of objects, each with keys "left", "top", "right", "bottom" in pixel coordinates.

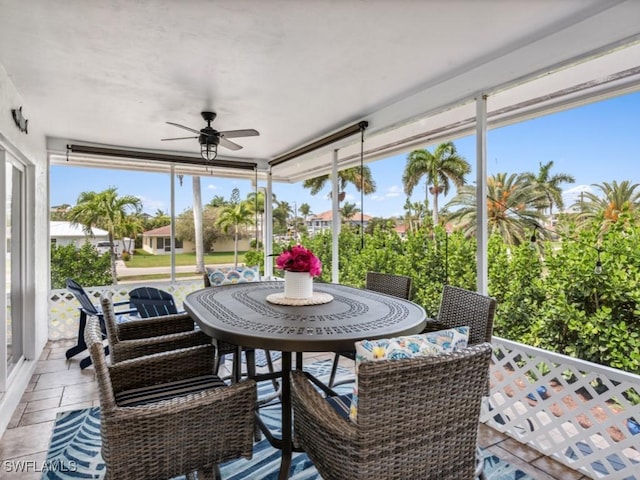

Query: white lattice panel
[
  {"left": 48, "top": 279, "right": 203, "bottom": 340},
  {"left": 482, "top": 338, "right": 640, "bottom": 479}
]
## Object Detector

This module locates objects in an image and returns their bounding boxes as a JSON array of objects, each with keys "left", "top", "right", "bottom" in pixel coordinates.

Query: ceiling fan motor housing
[
  {"left": 200, "top": 112, "right": 219, "bottom": 145},
  {"left": 199, "top": 127, "right": 220, "bottom": 145}
]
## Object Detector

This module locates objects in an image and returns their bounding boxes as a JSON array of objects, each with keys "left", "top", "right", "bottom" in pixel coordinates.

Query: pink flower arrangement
[{"left": 275, "top": 244, "right": 322, "bottom": 277}]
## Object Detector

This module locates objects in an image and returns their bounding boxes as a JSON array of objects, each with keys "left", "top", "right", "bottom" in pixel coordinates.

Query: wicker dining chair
[
  {"left": 291, "top": 342, "right": 493, "bottom": 480},
  {"left": 423, "top": 285, "right": 496, "bottom": 345},
  {"left": 101, "top": 295, "right": 211, "bottom": 364},
  {"left": 326, "top": 271, "right": 413, "bottom": 387},
  {"left": 85, "top": 317, "right": 256, "bottom": 480}
]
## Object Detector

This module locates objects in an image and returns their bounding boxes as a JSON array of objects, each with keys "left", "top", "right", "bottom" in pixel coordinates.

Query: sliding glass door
[{"left": 3, "top": 155, "right": 24, "bottom": 382}]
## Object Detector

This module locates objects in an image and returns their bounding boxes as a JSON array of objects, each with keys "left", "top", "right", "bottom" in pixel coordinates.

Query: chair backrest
[
  {"left": 129, "top": 286, "right": 178, "bottom": 318},
  {"left": 365, "top": 272, "right": 412, "bottom": 300},
  {"left": 84, "top": 316, "right": 117, "bottom": 412},
  {"left": 437, "top": 285, "right": 496, "bottom": 346},
  {"left": 355, "top": 343, "right": 492, "bottom": 478},
  {"left": 100, "top": 295, "right": 122, "bottom": 350},
  {"left": 204, "top": 265, "right": 261, "bottom": 288},
  {"left": 66, "top": 278, "right": 99, "bottom": 315}
]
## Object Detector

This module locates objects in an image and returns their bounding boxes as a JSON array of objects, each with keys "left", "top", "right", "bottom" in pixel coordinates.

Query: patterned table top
[{"left": 184, "top": 281, "right": 426, "bottom": 352}]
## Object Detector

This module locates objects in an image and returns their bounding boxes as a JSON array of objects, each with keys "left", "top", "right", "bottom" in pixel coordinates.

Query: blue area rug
[{"left": 42, "top": 361, "right": 533, "bottom": 479}]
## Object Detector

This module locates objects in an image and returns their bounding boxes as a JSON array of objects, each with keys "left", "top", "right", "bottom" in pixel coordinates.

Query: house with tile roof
[
  {"left": 142, "top": 225, "right": 251, "bottom": 254},
  {"left": 305, "top": 210, "right": 372, "bottom": 236}
]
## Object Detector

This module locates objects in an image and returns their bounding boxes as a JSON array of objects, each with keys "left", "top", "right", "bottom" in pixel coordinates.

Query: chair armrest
[
  {"left": 118, "top": 312, "right": 195, "bottom": 339},
  {"left": 112, "top": 301, "right": 138, "bottom": 315},
  {"left": 291, "top": 370, "right": 356, "bottom": 441},
  {"left": 109, "top": 344, "right": 216, "bottom": 393},
  {"left": 111, "top": 330, "right": 211, "bottom": 363},
  {"left": 104, "top": 380, "right": 257, "bottom": 469}
]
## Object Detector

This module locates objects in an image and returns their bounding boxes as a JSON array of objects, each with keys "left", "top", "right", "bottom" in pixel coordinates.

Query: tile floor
[{"left": 0, "top": 339, "right": 589, "bottom": 480}]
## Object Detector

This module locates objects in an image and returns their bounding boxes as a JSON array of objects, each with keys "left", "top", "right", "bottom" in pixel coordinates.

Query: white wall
[{"left": 0, "top": 61, "right": 48, "bottom": 437}]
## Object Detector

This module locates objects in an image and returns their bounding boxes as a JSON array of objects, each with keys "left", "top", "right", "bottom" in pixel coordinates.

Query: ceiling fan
[{"left": 162, "top": 111, "right": 259, "bottom": 161}]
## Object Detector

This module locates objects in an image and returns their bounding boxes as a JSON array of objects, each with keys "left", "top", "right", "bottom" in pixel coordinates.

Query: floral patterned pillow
[
  {"left": 348, "top": 326, "right": 469, "bottom": 422},
  {"left": 206, "top": 265, "right": 260, "bottom": 286}
]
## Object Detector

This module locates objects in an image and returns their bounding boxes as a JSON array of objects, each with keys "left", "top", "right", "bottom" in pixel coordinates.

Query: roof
[
  {"left": 0, "top": 1, "right": 638, "bottom": 182},
  {"left": 143, "top": 225, "right": 172, "bottom": 236},
  {"left": 50, "top": 221, "right": 108, "bottom": 238}
]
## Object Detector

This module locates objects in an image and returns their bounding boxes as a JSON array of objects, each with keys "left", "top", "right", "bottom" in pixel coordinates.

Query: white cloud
[
  {"left": 385, "top": 185, "right": 402, "bottom": 198},
  {"left": 561, "top": 184, "right": 597, "bottom": 211},
  {"left": 207, "top": 183, "right": 218, "bottom": 190},
  {"left": 137, "top": 195, "right": 166, "bottom": 212},
  {"left": 369, "top": 185, "right": 402, "bottom": 201}
]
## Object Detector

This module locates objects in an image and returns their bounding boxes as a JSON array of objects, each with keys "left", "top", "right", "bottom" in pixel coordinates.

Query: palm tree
[
  {"left": 246, "top": 190, "right": 278, "bottom": 247},
  {"left": 302, "top": 166, "right": 376, "bottom": 203},
  {"left": 402, "top": 142, "right": 470, "bottom": 226},
  {"left": 67, "top": 187, "right": 142, "bottom": 283},
  {"left": 299, "top": 203, "right": 312, "bottom": 220},
  {"left": 403, "top": 199, "right": 426, "bottom": 232},
  {"left": 215, "top": 200, "right": 255, "bottom": 268},
  {"left": 118, "top": 215, "right": 143, "bottom": 255},
  {"left": 298, "top": 203, "right": 312, "bottom": 236},
  {"left": 148, "top": 209, "right": 170, "bottom": 229},
  {"left": 207, "top": 195, "right": 227, "bottom": 208},
  {"left": 273, "top": 200, "right": 294, "bottom": 235},
  {"left": 339, "top": 202, "right": 361, "bottom": 223},
  {"left": 522, "top": 161, "right": 575, "bottom": 216},
  {"left": 574, "top": 180, "right": 640, "bottom": 228},
  {"left": 446, "top": 173, "right": 546, "bottom": 246}
]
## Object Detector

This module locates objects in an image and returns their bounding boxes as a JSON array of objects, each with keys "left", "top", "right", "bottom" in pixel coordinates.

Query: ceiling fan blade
[
  {"left": 161, "top": 136, "right": 198, "bottom": 141},
  {"left": 166, "top": 121, "right": 203, "bottom": 136},
  {"left": 219, "top": 137, "right": 243, "bottom": 151},
  {"left": 219, "top": 129, "right": 259, "bottom": 139}
]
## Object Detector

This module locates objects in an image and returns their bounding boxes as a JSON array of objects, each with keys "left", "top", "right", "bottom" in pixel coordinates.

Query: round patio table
[{"left": 184, "top": 281, "right": 426, "bottom": 480}]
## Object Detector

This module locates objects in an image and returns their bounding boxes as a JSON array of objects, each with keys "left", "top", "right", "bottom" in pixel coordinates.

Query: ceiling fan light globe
[{"left": 201, "top": 142, "right": 217, "bottom": 161}]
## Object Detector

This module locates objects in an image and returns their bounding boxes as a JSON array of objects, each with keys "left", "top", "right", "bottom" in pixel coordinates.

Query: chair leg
[
  {"left": 79, "top": 354, "right": 93, "bottom": 369},
  {"left": 264, "top": 349, "right": 280, "bottom": 392},
  {"left": 242, "top": 348, "right": 263, "bottom": 441},
  {"left": 245, "top": 349, "right": 256, "bottom": 379},
  {"left": 475, "top": 446, "right": 486, "bottom": 479},
  {"left": 79, "top": 345, "right": 108, "bottom": 369},
  {"left": 327, "top": 353, "right": 340, "bottom": 388},
  {"left": 194, "top": 465, "right": 219, "bottom": 480},
  {"left": 65, "top": 311, "right": 88, "bottom": 359},
  {"left": 214, "top": 351, "right": 224, "bottom": 375}
]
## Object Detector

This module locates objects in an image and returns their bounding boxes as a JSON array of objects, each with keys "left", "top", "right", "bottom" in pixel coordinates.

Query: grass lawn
[
  {"left": 118, "top": 272, "right": 201, "bottom": 282},
  {"left": 125, "top": 251, "right": 247, "bottom": 268}
]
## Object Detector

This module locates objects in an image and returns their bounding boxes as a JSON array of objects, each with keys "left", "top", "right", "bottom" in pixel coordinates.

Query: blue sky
[{"left": 51, "top": 91, "right": 640, "bottom": 219}]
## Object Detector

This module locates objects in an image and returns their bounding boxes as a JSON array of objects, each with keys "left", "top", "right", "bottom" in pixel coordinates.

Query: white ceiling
[{"left": 1, "top": 0, "right": 639, "bottom": 182}]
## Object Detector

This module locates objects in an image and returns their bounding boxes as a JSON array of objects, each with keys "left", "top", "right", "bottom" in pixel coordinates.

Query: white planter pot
[{"left": 284, "top": 270, "right": 313, "bottom": 299}]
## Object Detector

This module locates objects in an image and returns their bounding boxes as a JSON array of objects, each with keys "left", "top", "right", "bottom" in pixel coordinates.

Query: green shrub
[
  {"left": 305, "top": 221, "right": 640, "bottom": 374},
  {"left": 244, "top": 249, "right": 265, "bottom": 274},
  {"left": 51, "top": 242, "right": 112, "bottom": 288}
]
